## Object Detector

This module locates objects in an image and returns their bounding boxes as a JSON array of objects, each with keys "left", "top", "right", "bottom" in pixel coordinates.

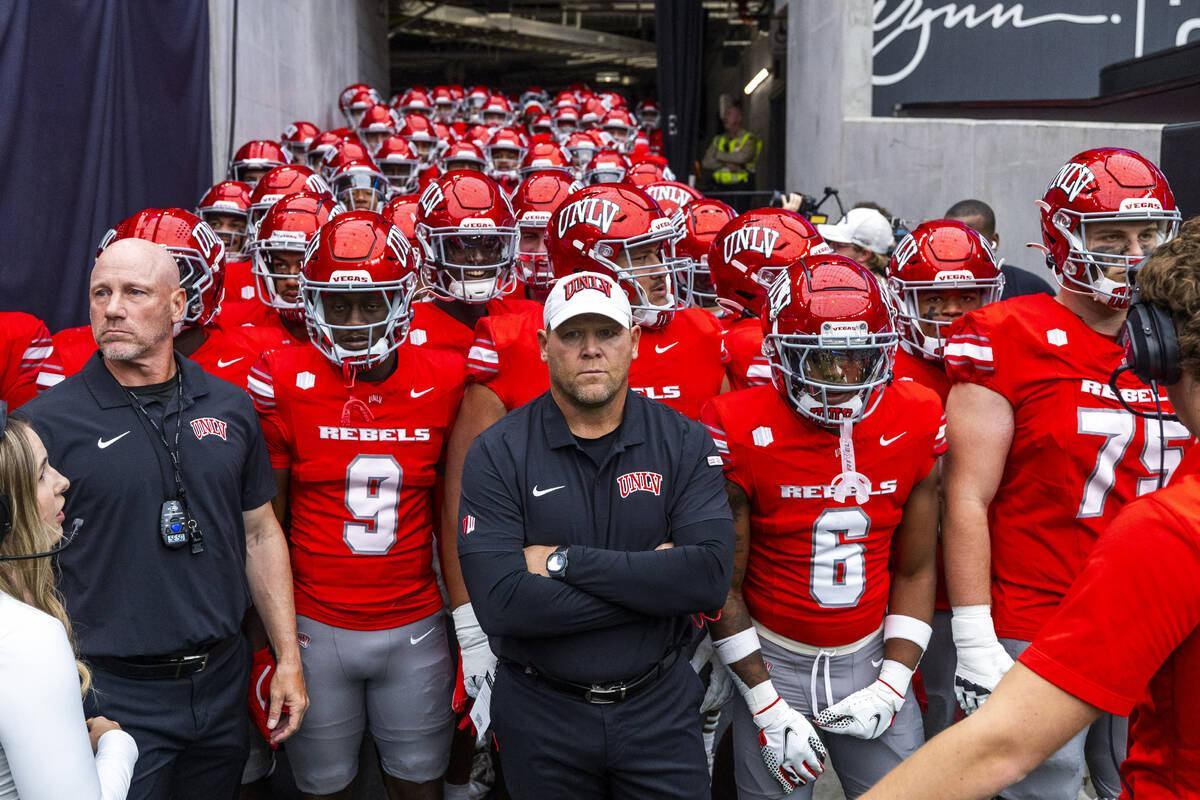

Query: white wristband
[
  {"left": 950, "top": 605, "right": 1001, "bottom": 648},
  {"left": 744, "top": 678, "right": 780, "bottom": 716},
  {"left": 884, "top": 614, "right": 932, "bottom": 652},
  {"left": 451, "top": 603, "right": 487, "bottom": 648},
  {"left": 877, "top": 659, "right": 915, "bottom": 698},
  {"left": 713, "top": 627, "right": 761, "bottom": 665}
]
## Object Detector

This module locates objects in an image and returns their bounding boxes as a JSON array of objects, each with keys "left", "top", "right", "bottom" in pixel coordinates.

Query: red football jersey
[
  {"left": 224, "top": 313, "right": 306, "bottom": 353},
  {"left": 218, "top": 297, "right": 275, "bottom": 329},
  {"left": 0, "top": 312, "right": 51, "bottom": 408},
  {"left": 250, "top": 345, "right": 465, "bottom": 629},
  {"left": 892, "top": 346, "right": 951, "bottom": 402},
  {"left": 1021, "top": 446, "right": 1200, "bottom": 799},
  {"left": 408, "top": 297, "right": 542, "bottom": 358},
  {"left": 223, "top": 257, "right": 258, "bottom": 305},
  {"left": 468, "top": 307, "right": 727, "bottom": 419},
  {"left": 36, "top": 325, "right": 254, "bottom": 391},
  {"left": 945, "top": 293, "right": 1192, "bottom": 641},
  {"left": 701, "top": 382, "right": 944, "bottom": 645},
  {"left": 723, "top": 317, "right": 770, "bottom": 392}
]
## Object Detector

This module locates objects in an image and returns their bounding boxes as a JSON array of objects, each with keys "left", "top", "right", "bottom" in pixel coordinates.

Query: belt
[
  {"left": 89, "top": 635, "right": 239, "bottom": 681},
  {"left": 512, "top": 649, "right": 679, "bottom": 705}
]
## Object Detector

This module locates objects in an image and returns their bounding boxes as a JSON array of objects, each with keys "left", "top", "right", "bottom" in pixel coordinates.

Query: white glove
[
  {"left": 780, "top": 192, "right": 806, "bottom": 213},
  {"left": 745, "top": 681, "right": 826, "bottom": 793},
  {"left": 951, "top": 605, "right": 1015, "bottom": 715},
  {"left": 689, "top": 635, "right": 736, "bottom": 714},
  {"left": 452, "top": 603, "right": 496, "bottom": 699},
  {"left": 814, "top": 660, "right": 911, "bottom": 740}
]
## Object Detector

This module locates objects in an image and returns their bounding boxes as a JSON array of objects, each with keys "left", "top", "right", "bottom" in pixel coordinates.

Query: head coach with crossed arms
[
  {"left": 861, "top": 218, "right": 1200, "bottom": 799},
  {"left": 17, "top": 238, "right": 306, "bottom": 800},
  {"left": 456, "top": 270, "right": 735, "bottom": 799}
]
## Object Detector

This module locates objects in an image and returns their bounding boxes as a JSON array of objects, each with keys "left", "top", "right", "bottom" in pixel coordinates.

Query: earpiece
[
  {"left": 0, "top": 491, "right": 10, "bottom": 544},
  {"left": 1122, "top": 299, "right": 1181, "bottom": 385}
]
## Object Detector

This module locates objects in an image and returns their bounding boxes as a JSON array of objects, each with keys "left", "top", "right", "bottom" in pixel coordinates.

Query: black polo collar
[
  {"left": 82, "top": 350, "right": 213, "bottom": 410},
  {"left": 539, "top": 388, "right": 647, "bottom": 453}
]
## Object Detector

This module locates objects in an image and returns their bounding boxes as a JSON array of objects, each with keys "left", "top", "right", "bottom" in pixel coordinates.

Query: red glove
[
  {"left": 248, "top": 647, "right": 290, "bottom": 748},
  {"left": 451, "top": 652, "right": 479, "bottom": 737}
]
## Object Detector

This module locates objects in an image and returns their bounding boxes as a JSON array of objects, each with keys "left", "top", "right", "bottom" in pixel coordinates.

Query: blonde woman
[{"left": 0, "top": 407, "right": 137, "bottom": 799}]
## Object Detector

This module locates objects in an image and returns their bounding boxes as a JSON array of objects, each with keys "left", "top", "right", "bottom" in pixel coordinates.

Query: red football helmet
[
  {"left": 375, "top": 136, "right": 422, "bottom": 193},
  {"left": 398, "top": 114, "right": 441, "bottom": 165},
  {"left": 600, "top": 110, "right": 638, "bottom": 152},
  {"left": 100, "top": 208, "right": 226, "bottom": 329},
  {"left": 301, "top": 210, "right": 419, "bottom": 369},
  {"left": 465, "top": 85, "right": 491, "bottom": 117},
  {"left": 672, "top": 198, "right": 735, "bottom": 307},
  {"left": 249, "top": 191, "right": 343, "bottom": 318},
  {"left": 357, "top": 103, "right": 399, "bottom": 155},
  {"left": 381, "top": 193, "right": 422, "bottom": 250},
  {"left": 431, "top": 85, "right": 459, "bottom": 122},
  {"left": 339, "top": 85, "right": 381, "bottom": 128},
  {"left": 247, "top": 165, "right": 331, "bottom": 231},
  {"left": 398, "top": 88, "right": 435, "bottom": 118},
  {"left": 480, "top": 95, "right": 514, "bottom": 130},
  {"left": 229, "top": 140, "right": 291, "bottom": 186},
  {"left": 636, "top": 99, "right": 660, "bottom": 130},
  {"left": 709, "top": 208, "right": 831, "bottom": 318},
  {"left": 583, "top": 150, "right": 630, "bottom": 185},
  {"left": 552, "top": 91, "right": 578, "bottom": 112},
  {"left": 551, "top": 106, "right": 580, "bottom": 141},
  {"left": 625, "top": 155, "right": 674, "bottom": 186},
  {"left": 580, "top": 97, "right": 608, "bottom": 127},
  {"left": 486, "top": 128, "right": 529, "bottom": 183},
  {"left": 529, "top": 113, "right": 554, "bottom": 137},
  {"left": 280, "top": 121, "right": 320, "bottom": 162},
  {"left": 440, "top": 140, "right": 487, "bottom": 173},
  {"left": 305, "top": 129, "right": 349, "bottom": 171},
  {"left": 563, "top": 131, "right": 601, "bottom": 172},
  {"left": 762, "top": 254, "right": 898, "bottom": 427},
  {"left": 1037, "top": 147, "right": 1179, "bottom": 308},
  {"left": 644, "top": 180, "right": 704, "bottom": 217},
  {"left": 330, "top": 159, "right": 389, "bottom": 212},
  {"left": 196, "top": 180, "right": 252, "bottom": 256},
  {"left": 414, "top": 171, "right": 519, "bottom": 303},
  {"left": 519, "top": 142, "right": 572, "bottom": 179},
  {"left": 887, "top": 219, "right": 1004, "bottom": 360},
  {"left": 598, "top": 90, "right": 625, "bottom": 110},
  {"left": 319, "top": 138, "right": 373, "bottom": 181},
  {"left": 546, "top": 183, "right": 687, "bottom": 329},
  {"left": 511, "top": 171, "right": 582, "bottom": 290}
]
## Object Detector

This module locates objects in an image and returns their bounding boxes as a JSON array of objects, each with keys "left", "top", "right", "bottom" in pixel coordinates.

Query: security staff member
[
  {"left": 18, "top": 239, "right": 307, "bottom": 800},
  {"left": 701, "top": 104, "right": 761, "bottom": 190},
  {"left": 457, "top": 271, "right": 735, "bottom": 799}
]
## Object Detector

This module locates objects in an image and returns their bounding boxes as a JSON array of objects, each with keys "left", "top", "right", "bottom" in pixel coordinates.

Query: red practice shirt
[
  {"left": 1022, "top": 445, "right": 1200, "bottom": 799},
  {"left": 944, "top": 294, "right": 1191, "bottom": 641},
  {"left": 701, "top": 382, "right": 944, "bottom": 645},
  {"left": 249, "top": 344, "right": 465, "bottom": 630},
  {"left": 468, "top": 306, "right": 727, "bottom": 419},
  {"left": 0, "top": 312, "right": 51, "bottom": 408}
]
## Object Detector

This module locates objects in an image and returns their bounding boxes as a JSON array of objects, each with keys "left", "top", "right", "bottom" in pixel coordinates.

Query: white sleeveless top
[{"left": 0, "top": 592, "right": 137, "bottom": 799}]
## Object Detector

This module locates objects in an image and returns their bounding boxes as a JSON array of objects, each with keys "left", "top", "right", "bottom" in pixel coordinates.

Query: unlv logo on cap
[
  {"left": 722, "top": 226, "right": 780, "bottom": 263},
  {"left": 1047, "top": 162, "right": 1097, "bottom": 203},
  {"left": 556, "top": 197, "right": 621, "bottom": 239},
  {"left": 617, "top": 471, "right": 662, "bottom": 498},
  {"left": 562, "top": 274, "right": 613, "bottom": 300}
]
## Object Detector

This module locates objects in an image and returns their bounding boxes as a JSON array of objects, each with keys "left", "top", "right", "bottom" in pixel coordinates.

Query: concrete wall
[
  {"left": 782, "top": 0, "right": 1164, "bottom": 274},
  {"left": 207, "top": 0, "right": 389, "bottom": 182}
]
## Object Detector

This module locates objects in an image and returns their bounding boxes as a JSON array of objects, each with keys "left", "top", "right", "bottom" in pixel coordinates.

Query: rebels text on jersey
[
  {"left": 701, "top": 382, "right": 944, "bottom": 646},
  {"left": 944, "top": 293, "right": 1192, "bottom": 641},
  {"left": 408, "top": 296, "right": 542, "bottom": 357},
  {"left": 249, "top": 345, "right": 466, "bottom": 630},
  {"left": 0, "top": 312, "right": 51, "bottom": 408},
  {"left": 723, "top": 316, "right": 771, "bottom": 391},
  {"left": 468, "top": 306, "right": 727, "bottom": 418}
]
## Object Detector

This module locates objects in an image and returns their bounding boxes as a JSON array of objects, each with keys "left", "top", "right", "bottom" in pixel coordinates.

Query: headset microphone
[{"left": 0, "top": 518, "right": 84, "bottom": 562}]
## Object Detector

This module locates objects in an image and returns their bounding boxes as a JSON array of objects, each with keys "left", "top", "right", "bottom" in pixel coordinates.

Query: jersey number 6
[{"left": 811, "top": 507, "right": 871, "bottom": 608}]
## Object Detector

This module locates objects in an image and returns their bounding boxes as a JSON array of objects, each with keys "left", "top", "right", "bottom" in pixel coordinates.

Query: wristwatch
[{"left": 546, "top": 545, "right": 569, "bottom": 579}]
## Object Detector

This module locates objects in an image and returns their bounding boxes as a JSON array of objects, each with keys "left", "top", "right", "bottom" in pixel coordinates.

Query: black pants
[
  {"left": 491, "top": 654, "right": 708, "bottom": 800},
  {"left": 84, "top": 637, "right": 251, "bottom": 800}
]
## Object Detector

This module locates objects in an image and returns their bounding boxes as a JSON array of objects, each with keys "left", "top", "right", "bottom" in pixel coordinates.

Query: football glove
[
  {"left": 247, "top": 647, "right": 287, "bottom": 748},
  {"left": 952, "top": 605, "right": 1015, "bottom": 715},
  {"left": 746, "top": 681, "right": 826, "bottom": 793},
  {"left": 689, "top": 635, "right": 736, "bottom": 714},
  {"left": 814, "top": 660, "right": 912, "bottom": 740},
  {"left": 452, "top": 603, "right": 496, "bottom": 700}
]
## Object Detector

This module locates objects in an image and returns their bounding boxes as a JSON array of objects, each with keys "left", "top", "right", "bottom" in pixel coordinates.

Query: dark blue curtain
[
  {"left": 655, "top": 0, "right": 704, "bottom": 182},
  {"left": 0, "top": 0, "right": 213, "bottom": 331}
]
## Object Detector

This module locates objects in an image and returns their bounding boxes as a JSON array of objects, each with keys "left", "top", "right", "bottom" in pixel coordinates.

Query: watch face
[{"left": 548, "top": 552, "right": 566, "bottom": 573}]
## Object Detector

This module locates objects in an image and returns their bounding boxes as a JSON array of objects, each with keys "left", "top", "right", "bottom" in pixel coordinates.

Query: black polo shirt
[
  {"left": 18, "top": 352, "right": 275, "bottom": 657},
  {"left": 458, "top": 389, "right": 734, "bottom": 684}
]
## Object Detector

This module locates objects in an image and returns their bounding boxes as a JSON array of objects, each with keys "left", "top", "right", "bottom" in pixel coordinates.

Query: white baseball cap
[
  {"left": 818, "top": 207, "right": 895, "bottom": 255},
  {"left": 543, "top": 271, "right": 633, "bottom": 330}
]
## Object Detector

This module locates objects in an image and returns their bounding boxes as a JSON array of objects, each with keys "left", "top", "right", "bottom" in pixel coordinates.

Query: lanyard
[{"left": 124, "top": 371, "right": 188, "bottom": 503}]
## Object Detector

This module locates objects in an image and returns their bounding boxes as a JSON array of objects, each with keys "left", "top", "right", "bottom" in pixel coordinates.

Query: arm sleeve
[
  {"left": 0, "top": 614, "right": 138, "bottom": 800},
  {"left": 457, "top": 436, "right": 644, "bottom": 638},
  {"left": 4, "top": 317, "right": 50, "bottom": 408},
  {"left": 247, "top": 355, "right": 292, "bottom": 469},
  {"left": 1020, "top": 495, "right": 1200, "bottom": 715},
  {"left": 942, "top": 311, "right": 1014, "bottom": 402},
  {"left": 466, "top": 318, "right": 500, "bottom": 386}
]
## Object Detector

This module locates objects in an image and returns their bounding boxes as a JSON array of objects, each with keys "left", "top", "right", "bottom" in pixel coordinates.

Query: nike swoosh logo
[
  {"left": 97, "top": 432, "right": 131, "bottom": 449},
  {"left": 532, "top": 485, "right": 564, "bottom": 497},
  {"left": 654, "top": 342, "right": 679, "bottom": 354},
  {"left": 410, "top": 627, "right": 436, "bottom": 646},
  {"left": 410, "top": 387, "right": 434, "bottom": 399},
  {"left": 871, "top": 657, "right": 884, "bottom": 668},
  {"left": 879, "top": 433, "right": 905, "bottom": 446},
  {"left": 217, "top": 357, "right": 244, "bottom": 368}
]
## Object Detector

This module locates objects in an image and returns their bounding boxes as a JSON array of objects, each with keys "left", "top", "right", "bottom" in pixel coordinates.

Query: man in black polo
[
  {"left": 457, "top": 270, "right": 735, "bottom": 799},
  {"left": 18, "top": 238, "right": 307, "bottom": 800}
]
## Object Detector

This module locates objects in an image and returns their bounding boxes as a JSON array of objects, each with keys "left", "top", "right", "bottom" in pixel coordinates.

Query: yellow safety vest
[{"left": 712, "top": 132, "right": 760, "bottom": 185}]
